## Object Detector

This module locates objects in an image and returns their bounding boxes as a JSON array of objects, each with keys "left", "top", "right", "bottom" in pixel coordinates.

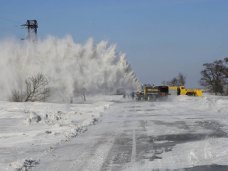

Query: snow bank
[
  {"left": 0, "top": 36, "right": 140, "bottom": 101},
  {"left": 0, "top": 95, "right": 121, "bottom": 170}
]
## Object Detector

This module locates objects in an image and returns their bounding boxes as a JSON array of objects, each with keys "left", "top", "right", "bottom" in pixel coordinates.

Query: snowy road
[{"left": 32, "top": 96, "right": 228, "bottom": 171}]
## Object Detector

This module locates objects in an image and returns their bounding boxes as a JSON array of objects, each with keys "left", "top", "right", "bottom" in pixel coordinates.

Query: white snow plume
[{"left": 0, "top": 35, "right": 141, "bottom": 101}]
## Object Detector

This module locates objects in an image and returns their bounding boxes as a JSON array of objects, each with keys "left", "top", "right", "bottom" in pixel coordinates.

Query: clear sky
[{"left": 0, "top": 0, "right": 228, "bottom": 87}]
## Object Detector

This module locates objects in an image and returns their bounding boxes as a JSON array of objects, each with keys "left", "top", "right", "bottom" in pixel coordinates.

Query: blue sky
[{"left": 1, "top": 0, "right": 228, "bottom": 87}]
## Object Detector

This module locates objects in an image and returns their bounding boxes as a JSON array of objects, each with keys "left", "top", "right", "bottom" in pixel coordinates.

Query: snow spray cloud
[{"left": 0, "top": 35, "right": 141, "bottom": 101}]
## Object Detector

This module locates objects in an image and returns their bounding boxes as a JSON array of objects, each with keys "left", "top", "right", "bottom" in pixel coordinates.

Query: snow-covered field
[{"left": 0, "top": 94, "right": 228, "bottom": 171}]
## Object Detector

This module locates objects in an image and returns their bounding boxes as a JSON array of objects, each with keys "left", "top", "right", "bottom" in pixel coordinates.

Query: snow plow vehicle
[
  {"left": 168, "top": 86, "right": 203, "bottom": 97},
  {"left": 136, "top": 85, "right": 169, "bottom": 101}
]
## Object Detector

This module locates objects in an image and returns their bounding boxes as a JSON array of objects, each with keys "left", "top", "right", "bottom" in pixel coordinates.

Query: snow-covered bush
[{"left": 10, "top": 73, "right": 50, "bottom": 102}]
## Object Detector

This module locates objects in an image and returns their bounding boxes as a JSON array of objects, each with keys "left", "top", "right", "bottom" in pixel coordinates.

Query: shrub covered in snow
[{"left": 10, "top": 73, "right": 50, "bottom": 102}]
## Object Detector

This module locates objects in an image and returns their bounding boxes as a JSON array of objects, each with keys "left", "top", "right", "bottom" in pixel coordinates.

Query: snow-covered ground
[
  {"left": 0, "top": 95, "right": 120, "bottom": 171},
  {"left": 124, "top": 95, "right": 228, "bottom": 171},
  {"left": 0, "top": 94, "right": 228, "bottom": 171}
]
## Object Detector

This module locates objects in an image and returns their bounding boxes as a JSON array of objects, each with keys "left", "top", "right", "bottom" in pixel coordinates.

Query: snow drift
[{"left": 0, "top": 36, "right": 140, "bottom": 101}]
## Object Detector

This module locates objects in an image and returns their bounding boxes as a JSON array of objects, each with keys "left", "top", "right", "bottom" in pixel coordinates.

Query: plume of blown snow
[{"left": 0, "top": 35, "right": 141, "bottom": 101}]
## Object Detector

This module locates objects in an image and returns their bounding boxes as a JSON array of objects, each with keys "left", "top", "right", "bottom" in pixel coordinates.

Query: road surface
[{"left": 32, "top": 97, "right": 228, "bottom": 171}]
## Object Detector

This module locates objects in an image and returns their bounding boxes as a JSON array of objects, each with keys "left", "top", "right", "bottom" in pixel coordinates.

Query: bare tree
[
  {"left": 10, "top": 90, "right": 24, "bottom": 102},
  {"left": 224, "top": 57, "right": 228, "bottom": 94},
  {"left": 164, "top": 73, "right": 186, "bottom": 86},
  {"left": 177, "top": 73, "right": 186, "bottom": 86},
  {"left": 81, "top": 88, "right": 87, "bottom": 101},
  {"left": 10, "top": 73, "right": 50, "bottom": 102},
  {"left": 200, "top": 58, "right": 228, "bottom": 95},
  {"left": 223, "top": 57, "right": 228, "bottom": 78},
  {"left": 24, "top": 73, "right": 50, "bottom": 102},
  {"left": 73, "top": 87, "right": 87, "bottom": 102}
]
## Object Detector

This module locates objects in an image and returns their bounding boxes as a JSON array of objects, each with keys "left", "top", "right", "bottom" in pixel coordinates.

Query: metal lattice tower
[{"left": 21, "top": 20, "right": 38, "bottom": 41}]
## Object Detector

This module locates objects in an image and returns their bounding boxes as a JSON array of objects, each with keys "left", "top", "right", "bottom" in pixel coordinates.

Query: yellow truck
[{"left": 169, "top": 86, "right": 203, "bottom": 97}]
